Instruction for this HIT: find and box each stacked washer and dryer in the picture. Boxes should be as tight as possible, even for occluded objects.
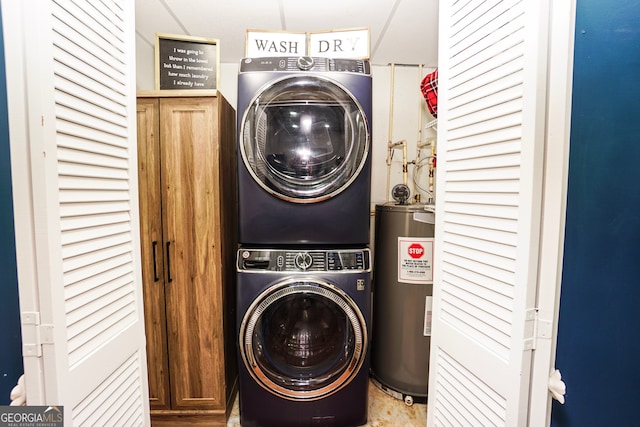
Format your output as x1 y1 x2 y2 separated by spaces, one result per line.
235 56 373 427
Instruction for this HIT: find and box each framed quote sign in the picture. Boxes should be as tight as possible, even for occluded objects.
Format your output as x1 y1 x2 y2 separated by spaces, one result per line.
155 33 219 92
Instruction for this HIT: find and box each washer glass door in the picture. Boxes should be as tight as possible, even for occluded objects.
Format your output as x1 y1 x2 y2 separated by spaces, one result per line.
239 279 367 401
241 75 369 203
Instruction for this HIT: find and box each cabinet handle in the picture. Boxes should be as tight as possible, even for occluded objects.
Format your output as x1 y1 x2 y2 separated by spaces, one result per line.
166 241 173 283
152 241 159 282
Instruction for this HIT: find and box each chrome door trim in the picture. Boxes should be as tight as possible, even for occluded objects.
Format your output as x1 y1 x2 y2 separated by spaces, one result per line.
239 278 368 401
239 74 370 203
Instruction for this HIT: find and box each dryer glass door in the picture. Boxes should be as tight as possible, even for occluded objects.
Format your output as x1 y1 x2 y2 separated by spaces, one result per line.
239 279 367 401
241 76 369 203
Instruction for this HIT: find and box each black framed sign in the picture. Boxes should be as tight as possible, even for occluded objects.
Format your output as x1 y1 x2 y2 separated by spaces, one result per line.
155 33 219 91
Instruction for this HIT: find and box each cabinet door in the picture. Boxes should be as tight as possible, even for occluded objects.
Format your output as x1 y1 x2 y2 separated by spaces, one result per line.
159 97 225 410
136 99 171 409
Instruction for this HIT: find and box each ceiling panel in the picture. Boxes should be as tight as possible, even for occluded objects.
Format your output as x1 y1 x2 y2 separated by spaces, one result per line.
161 0 283 62
281 0 391 30
135 0 185 45
373 0 439 66
134 0 438 66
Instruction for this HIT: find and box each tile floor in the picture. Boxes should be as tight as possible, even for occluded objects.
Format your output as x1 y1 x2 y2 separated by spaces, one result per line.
226 379 427 426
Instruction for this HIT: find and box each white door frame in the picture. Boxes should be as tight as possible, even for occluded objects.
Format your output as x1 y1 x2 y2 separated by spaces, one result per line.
528 0 576 425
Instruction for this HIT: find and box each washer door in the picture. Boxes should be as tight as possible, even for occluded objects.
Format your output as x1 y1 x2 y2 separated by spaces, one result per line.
240 75 369 203
239 279 368 401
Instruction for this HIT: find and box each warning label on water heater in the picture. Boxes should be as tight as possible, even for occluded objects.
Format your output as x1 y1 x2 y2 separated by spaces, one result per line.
398 237 434 284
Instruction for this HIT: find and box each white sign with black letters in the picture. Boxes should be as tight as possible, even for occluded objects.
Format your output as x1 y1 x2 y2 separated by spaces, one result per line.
245 28 370 59
246 30 307 57
308 28 370 59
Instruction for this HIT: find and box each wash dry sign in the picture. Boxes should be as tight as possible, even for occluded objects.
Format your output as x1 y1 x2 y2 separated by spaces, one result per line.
246 28 370 59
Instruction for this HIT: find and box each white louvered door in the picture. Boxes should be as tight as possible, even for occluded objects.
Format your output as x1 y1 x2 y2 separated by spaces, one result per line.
3 0 150 425
428 1 550 425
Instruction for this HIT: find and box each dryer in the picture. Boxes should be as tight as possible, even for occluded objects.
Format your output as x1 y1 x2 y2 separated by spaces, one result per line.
237 56 372 246
236 247 372 427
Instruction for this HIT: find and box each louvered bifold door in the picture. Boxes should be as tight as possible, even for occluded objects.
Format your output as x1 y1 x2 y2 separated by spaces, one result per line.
4 1 151 425
428 1 550 426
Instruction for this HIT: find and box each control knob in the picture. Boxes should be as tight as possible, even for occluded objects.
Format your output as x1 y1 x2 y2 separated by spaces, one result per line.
296 56 314 71
294 252 313 270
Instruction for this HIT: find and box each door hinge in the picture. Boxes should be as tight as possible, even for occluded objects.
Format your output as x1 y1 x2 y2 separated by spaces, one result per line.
523 308 552 351
21 311 54 358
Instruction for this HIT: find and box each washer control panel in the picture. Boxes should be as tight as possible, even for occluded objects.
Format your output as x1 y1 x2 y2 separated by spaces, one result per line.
240 56 370 74
238 248 370 272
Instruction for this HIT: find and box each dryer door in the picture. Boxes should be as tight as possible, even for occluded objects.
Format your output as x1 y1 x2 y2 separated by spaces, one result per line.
240 75 369 203
239 278 368 401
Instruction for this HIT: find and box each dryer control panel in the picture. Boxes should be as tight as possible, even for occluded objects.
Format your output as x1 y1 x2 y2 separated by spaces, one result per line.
238 248 371 272
240 56 371 74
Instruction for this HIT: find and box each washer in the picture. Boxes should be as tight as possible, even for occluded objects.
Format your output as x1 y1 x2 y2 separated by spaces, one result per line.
236 247 372 427
237 56 372 246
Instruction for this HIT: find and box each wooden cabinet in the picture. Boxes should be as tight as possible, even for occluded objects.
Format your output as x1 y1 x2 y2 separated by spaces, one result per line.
136 94 238 426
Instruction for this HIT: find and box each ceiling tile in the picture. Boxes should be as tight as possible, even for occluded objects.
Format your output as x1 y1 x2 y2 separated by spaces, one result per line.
134 0 439 65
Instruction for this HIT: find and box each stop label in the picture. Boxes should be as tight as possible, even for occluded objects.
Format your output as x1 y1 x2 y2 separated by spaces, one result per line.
408 243 424 259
